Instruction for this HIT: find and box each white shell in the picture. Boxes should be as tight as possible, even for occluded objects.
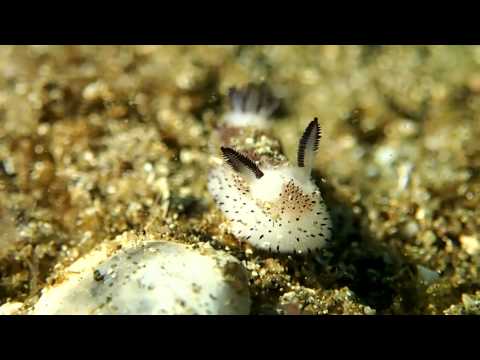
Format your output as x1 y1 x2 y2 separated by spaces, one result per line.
30 236 251 315
0 301 23 315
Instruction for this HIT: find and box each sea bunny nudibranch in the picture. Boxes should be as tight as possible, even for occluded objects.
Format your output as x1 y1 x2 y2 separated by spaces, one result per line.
208 84 332 254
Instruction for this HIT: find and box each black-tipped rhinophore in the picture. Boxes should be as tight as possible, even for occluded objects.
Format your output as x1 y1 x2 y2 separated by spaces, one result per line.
297 117 321 168
228 83 280 117
221 147 264 179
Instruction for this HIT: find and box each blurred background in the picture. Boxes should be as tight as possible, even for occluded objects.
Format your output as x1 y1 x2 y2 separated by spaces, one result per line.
0 45 479 314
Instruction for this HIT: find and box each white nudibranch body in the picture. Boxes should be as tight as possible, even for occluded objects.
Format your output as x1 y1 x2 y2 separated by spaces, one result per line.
208 84 332 254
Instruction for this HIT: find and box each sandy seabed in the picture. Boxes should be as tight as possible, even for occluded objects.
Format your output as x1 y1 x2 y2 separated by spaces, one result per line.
0 45 479 314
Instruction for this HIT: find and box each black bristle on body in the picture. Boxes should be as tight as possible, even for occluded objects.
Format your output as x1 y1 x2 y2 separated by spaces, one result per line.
221 147 264 179
297 117 321 168
227 83 279 116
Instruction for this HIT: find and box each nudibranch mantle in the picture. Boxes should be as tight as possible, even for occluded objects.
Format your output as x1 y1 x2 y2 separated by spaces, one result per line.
208 84 332 254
